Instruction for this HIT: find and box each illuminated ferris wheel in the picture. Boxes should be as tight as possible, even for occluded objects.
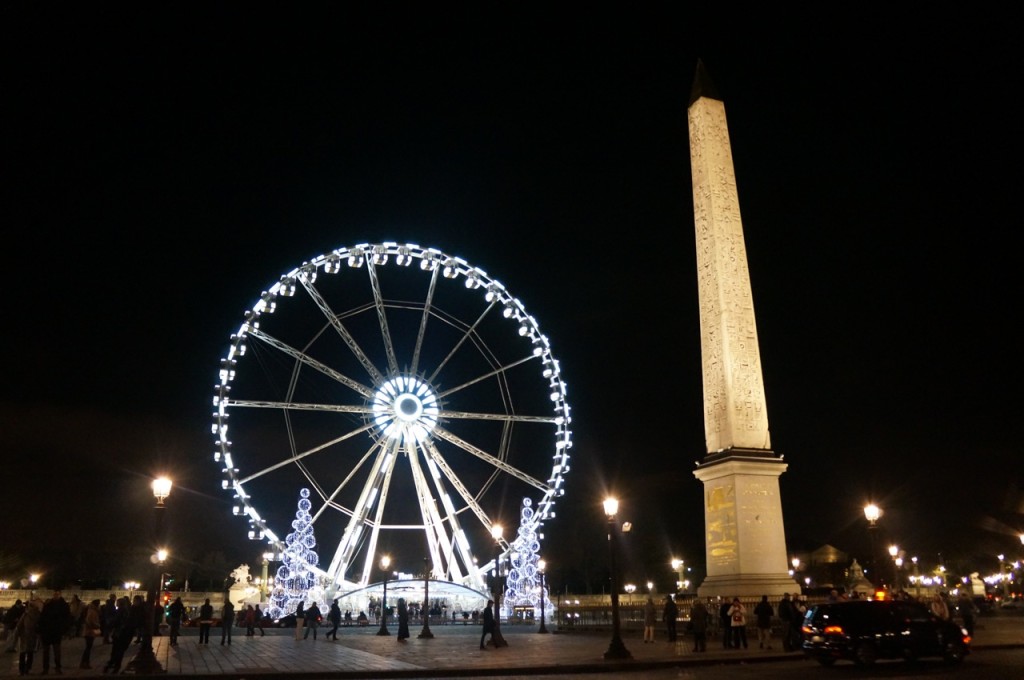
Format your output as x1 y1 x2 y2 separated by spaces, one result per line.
211 242 572 592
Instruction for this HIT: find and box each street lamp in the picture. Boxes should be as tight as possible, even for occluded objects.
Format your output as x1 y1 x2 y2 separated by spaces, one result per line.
998 553 1011 600
888 545 900 592
489 525 508 647
671 558 685 593
864 503 881 583
376 555 391 636
125 475 172 674
602 497 631 660
537 559 548 634
418 556 434 639
260 552 276 602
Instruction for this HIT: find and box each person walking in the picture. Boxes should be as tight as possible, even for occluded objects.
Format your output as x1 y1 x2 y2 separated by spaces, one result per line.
254 604 265 636
689 598 709 652
303 602 321 640
197 598 214 645
220 598 235 645
244 605 256 637
642 596 656 643
79 599 101 669
753 595 774 650
326 599 341 640
479 599 495 650
396 598 410 642
38 590 71 674
15 597 42 676
727 597 748 649
663 595 678 643
167 597 185 646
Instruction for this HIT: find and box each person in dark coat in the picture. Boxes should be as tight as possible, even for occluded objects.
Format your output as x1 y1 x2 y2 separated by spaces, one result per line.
303 602 321 640
326 599 341 640
167 597 186 646
220 599 235 645
479 599 495 649
38 590 71 674
663 595 679 642
753 594 774 649
718 598 732 649
689 598 709 652
198 598 214 644
396 598 410 642
104 596 140 674
2 599 25 653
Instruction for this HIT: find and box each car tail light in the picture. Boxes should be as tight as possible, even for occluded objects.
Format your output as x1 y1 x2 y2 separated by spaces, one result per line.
823 625 844 635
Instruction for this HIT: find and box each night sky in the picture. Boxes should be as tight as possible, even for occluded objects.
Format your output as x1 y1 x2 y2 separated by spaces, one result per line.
3 5 1021 592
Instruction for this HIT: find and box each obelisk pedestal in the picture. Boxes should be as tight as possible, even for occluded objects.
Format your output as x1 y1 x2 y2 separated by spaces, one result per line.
694 454 798 597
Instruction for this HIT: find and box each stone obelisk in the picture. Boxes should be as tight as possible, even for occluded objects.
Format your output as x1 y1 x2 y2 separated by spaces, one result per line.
688 60 798 597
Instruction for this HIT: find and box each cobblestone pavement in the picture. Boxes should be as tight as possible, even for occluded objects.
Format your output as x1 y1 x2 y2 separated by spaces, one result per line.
2 616 1021 679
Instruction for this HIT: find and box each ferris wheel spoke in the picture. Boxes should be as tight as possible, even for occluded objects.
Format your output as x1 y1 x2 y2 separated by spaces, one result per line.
297 275 386 385
436 353 536 400
433 425 553 494
237 422 377 486
248 327 376 399
423 441 498 576
437 409 559 424
409 264 439 378
227 398 375 416
427 300 500 385
406 443 450 579
326 439 395 587
357 438 402 585
310 442 381 524
366 260 400 376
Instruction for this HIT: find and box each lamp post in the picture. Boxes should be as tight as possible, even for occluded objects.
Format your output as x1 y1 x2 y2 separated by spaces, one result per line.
911 556 920 598
418 556 434 639
125 476 171 674
489 525 508 647
537 559 548 634
671 558 685 593
260 552 275 603
998 554 1010 600
603 497 631 660
376 555 391 636
864 503 881 585
888 545 900 593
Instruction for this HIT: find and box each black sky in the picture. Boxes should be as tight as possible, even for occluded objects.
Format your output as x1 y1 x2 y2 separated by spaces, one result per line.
3 5 1021 591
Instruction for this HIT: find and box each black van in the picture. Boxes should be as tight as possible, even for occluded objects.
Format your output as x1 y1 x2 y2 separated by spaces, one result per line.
801 599 970 667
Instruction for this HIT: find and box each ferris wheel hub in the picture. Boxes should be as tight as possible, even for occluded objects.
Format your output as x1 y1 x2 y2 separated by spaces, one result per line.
372 376 439 443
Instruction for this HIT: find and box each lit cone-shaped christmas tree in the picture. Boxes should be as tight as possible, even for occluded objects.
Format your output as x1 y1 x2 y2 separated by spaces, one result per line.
502 498 547 619
267 489 325 619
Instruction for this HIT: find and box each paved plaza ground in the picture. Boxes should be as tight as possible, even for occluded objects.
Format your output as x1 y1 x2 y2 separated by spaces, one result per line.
3 615 1022 679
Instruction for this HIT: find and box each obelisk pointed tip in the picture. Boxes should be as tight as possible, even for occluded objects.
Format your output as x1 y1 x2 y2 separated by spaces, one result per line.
689 58 722 107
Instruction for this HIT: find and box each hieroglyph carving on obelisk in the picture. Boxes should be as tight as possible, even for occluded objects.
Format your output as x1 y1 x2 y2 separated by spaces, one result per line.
689 76 771 454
